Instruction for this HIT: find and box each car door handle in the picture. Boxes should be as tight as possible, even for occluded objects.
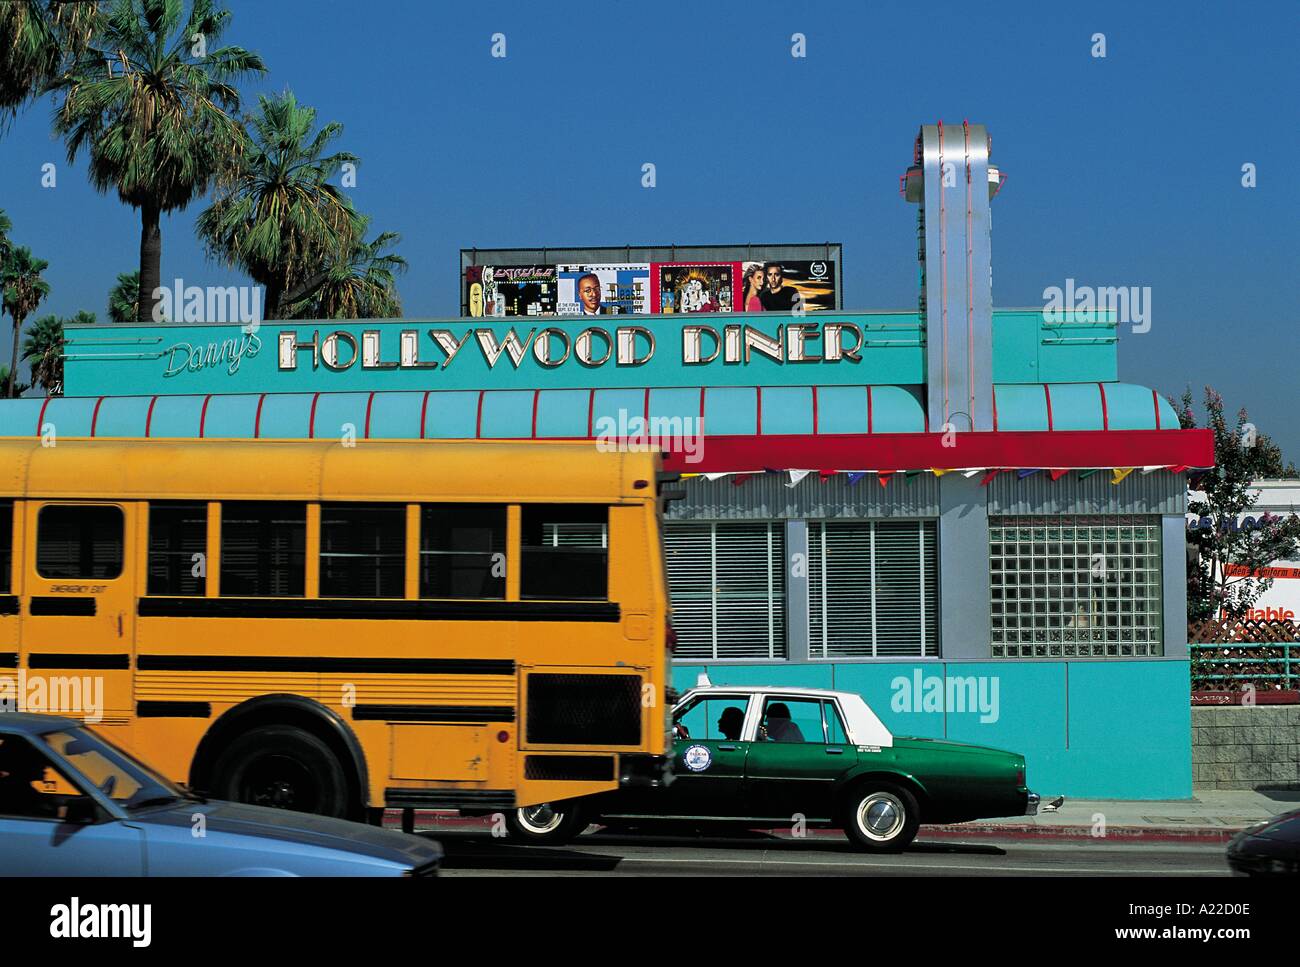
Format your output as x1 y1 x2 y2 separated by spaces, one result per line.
718 744 739 751
824 748 844 755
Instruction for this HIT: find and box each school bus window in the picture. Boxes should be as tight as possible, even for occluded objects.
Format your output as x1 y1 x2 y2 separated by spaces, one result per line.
419 504 505 599
520 504 608 600
36 505 124 580
0 500 12 594
320 503 405 599
147 502 207 596
220 501 306 597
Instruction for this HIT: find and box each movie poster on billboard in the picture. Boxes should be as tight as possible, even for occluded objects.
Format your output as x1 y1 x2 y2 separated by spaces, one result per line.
557 264 650 316
651 262 739 314
467 265 558 317
740 259 837 312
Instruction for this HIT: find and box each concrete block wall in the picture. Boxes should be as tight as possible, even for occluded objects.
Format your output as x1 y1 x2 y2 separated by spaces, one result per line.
1192 706 1300 789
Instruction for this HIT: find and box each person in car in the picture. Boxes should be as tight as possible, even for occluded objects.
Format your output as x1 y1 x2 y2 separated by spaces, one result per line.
764 703 805 742
0 739 58 818
717 706 744 741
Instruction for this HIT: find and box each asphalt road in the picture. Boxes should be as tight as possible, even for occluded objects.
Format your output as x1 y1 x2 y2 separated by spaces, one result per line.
429 828 1234 876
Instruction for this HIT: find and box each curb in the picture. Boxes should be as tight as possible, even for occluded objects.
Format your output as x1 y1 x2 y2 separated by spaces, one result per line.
382 811 1244 845
916 823 1241 845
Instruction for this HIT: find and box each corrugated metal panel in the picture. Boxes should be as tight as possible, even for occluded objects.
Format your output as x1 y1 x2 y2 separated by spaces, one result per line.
986 472 1185 515
666 473 939 521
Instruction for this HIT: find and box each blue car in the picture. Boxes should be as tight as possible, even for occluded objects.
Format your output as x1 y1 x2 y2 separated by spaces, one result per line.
0 713 442 876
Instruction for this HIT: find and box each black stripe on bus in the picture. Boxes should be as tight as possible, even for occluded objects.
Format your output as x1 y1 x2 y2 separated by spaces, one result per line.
0 652 17 668
28 653 130 670
137 701 212 718
136 597 620 623
351 704 515 723
30 596 97 617
0 595 18 616
135 655 515 675
384 788 515 810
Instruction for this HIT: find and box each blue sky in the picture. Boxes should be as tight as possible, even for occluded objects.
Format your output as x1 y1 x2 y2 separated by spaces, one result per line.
1 0 1296 457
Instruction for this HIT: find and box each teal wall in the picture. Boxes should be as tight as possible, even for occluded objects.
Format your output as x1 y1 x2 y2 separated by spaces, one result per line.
672 658 1191 800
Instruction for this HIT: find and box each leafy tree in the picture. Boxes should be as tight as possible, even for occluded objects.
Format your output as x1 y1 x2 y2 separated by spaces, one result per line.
2 244 50 397
0 0 100 123
197 90 358 319
0 208 11 261
50 0 265 321
1175 387 1300 622
108 269 141 321
287 226 405 320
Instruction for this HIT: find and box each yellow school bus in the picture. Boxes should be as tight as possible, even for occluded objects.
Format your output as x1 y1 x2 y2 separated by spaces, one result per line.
0 437 673 830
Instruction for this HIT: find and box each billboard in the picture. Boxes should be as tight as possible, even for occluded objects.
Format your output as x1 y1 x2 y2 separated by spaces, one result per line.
460 243 842 316
740 259 837 313
652 262 737 314
467 265 557 317
556 263 650 315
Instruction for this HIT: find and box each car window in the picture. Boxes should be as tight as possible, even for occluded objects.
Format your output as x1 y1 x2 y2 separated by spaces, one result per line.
824 701 849 744
0 735 80 820
675 695 749 741
760 697 825 743
40 729 182 809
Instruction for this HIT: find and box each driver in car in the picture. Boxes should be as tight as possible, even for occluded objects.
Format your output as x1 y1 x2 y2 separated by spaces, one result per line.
717 706 744 741
0 739 60 818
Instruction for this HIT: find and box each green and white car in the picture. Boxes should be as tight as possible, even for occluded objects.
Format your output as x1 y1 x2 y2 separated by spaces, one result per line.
506 679 1042 852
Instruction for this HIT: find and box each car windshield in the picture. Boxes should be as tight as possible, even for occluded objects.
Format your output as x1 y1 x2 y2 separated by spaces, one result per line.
38 728 189 810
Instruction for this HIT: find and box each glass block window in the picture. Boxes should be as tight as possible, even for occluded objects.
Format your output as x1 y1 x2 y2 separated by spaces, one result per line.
808 520 938 658
664 521 786 660
990 515 1163 658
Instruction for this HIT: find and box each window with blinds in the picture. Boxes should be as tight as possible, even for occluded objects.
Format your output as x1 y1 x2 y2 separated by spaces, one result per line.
807 520 938 659
664 521 786 660
321 503 406 598
521 504 609 600
220 502 306 597
36 505 124 580
148 501 207 596
990 514 1163 658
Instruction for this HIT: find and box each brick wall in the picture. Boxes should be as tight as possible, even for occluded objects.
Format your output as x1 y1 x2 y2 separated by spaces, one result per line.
1192 706 1300 789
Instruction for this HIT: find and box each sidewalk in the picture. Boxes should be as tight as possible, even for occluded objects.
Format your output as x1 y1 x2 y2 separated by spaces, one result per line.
918 788 1299 844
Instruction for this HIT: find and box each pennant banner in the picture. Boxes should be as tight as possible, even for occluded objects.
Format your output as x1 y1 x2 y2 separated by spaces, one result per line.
786 470 811 488
1111 467 1135 484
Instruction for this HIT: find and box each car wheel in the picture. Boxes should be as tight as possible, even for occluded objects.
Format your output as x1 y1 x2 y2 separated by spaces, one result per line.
504 801 587 845
842 782 920 852
211 725 350 818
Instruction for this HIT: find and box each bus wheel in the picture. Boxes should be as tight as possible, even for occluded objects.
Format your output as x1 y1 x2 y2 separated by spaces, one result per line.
211 725 350 818
505 801 587 845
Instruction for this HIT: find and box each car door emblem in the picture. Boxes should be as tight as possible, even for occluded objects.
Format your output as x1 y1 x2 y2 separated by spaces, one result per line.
683 745 713 772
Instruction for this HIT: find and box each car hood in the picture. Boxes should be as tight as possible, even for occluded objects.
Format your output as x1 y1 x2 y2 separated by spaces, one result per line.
139 799 442 865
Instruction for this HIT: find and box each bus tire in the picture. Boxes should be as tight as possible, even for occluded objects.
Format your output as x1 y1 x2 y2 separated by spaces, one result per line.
210 724 350 818
505 801 587 845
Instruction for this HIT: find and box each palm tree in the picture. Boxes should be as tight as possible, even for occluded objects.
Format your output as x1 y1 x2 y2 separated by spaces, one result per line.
22 313 65 395
0 0 100 123
0 365 29 398
289 227 406 320
0 208 11 262
2 245 50 398
197 90 358 319
50 0 266 321
108 269 141 321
